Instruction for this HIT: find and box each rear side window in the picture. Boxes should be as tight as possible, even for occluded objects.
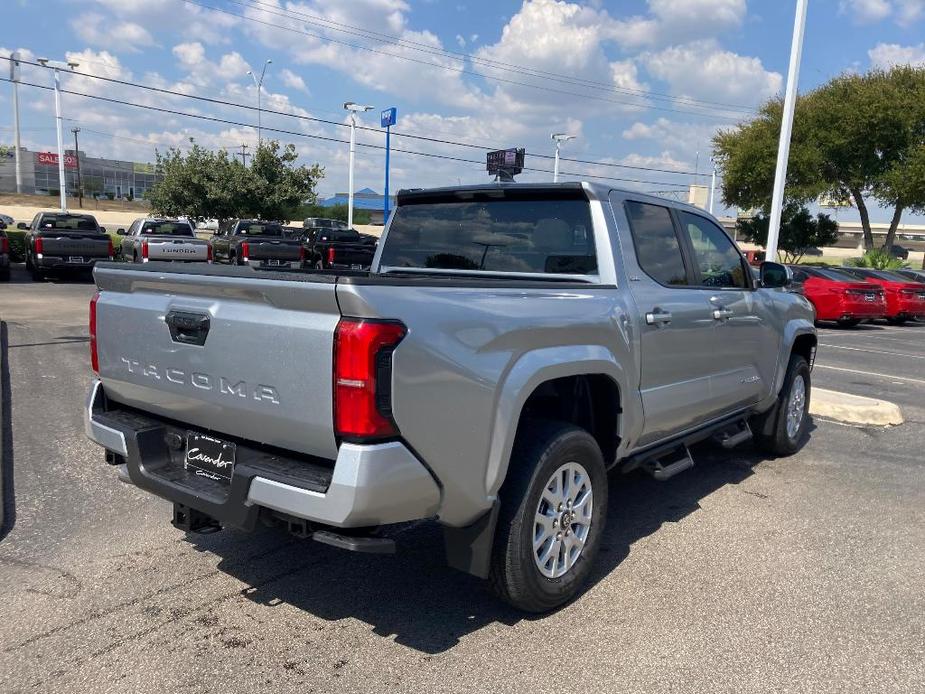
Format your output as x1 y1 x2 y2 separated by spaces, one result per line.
624 201 688 286
677 211 747 289
141 221 193 236
380 199 597 275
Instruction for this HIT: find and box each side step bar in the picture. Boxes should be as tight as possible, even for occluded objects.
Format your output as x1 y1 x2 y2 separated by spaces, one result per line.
713 420 753 449
641 446 695 481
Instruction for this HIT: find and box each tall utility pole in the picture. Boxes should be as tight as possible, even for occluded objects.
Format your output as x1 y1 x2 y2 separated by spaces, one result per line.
551 133 575 183
343 102 372 229
765 0 808 261
246 59 272 146
708 158 717 214
71 127 83 208
236 144 250 166
10 52 22 193
380 107 397 222
37 57 79 212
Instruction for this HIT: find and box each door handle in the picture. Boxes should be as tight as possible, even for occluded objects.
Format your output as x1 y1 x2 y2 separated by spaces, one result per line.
645 310 673 325
712 308 734 321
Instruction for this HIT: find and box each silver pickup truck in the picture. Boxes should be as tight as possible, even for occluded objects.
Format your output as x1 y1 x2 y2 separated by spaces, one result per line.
118 217 211 263
85 183 816 612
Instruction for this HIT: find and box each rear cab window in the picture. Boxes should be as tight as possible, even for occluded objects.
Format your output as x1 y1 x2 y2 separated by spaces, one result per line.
141 221 194 237
38 214 100 232
380 189 598 278
235 222 284 237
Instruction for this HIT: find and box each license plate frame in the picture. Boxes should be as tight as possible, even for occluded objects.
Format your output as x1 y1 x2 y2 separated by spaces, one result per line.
67 256 84 264
184 432 236 484
266 258 283 267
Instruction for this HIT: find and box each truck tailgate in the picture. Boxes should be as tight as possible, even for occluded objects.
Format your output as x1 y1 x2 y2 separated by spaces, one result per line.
247 239 302 261
327 243 375 268
93 264 340 459
146 238 209 261
42 234 111 257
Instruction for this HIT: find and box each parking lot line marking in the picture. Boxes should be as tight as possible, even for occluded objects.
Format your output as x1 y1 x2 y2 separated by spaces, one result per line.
818 343 925 360
813 363 925 386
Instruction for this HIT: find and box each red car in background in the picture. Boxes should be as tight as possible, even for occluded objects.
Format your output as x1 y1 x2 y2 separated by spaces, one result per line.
788 266 886 327
839 267 925 325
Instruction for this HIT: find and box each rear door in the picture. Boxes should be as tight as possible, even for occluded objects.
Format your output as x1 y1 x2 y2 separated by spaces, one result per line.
675 210 778 413
617 198 717 446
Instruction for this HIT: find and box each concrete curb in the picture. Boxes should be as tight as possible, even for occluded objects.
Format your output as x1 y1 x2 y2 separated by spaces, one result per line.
810 387 904 427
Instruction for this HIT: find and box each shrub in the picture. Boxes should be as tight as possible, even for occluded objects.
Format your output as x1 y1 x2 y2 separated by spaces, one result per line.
4 230 26 262
845 249 908 270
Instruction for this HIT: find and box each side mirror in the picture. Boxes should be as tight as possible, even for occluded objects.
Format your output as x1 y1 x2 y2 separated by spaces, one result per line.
116 228 126 235
17 222 28 230
760 261 792 288
100 226 107 233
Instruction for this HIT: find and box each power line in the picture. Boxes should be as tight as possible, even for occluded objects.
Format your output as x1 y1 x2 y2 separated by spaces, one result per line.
239 0 758 115
2 55 704 177
182 0 750 121
0 76 689 188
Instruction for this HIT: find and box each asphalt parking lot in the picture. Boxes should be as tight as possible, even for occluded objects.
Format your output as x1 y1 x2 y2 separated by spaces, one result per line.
1 265 923 694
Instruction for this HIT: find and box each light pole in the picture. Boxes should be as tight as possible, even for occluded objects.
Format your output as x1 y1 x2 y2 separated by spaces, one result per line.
10 51 22 193
344 102 372 229
551 133 575 183
72 127 83 208
765 0 808 261
246 59 272 146
708 158 717 214
37 57 79 212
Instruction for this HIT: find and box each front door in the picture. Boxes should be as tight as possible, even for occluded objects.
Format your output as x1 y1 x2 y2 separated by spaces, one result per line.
617 198 718 446
675 210 779 414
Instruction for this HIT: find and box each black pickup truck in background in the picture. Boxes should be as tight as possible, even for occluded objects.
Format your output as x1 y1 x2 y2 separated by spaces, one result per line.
300 225 378 270
210 219 305 270
22 212 114 281
0 223 10 281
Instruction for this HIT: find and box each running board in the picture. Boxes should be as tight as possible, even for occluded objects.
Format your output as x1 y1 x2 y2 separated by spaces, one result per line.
713 420 753 449
642 445 694 481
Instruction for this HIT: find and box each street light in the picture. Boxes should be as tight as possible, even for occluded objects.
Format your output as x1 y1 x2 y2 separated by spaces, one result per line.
37 57 79 212
246 59 272 146
344 102 372 230
551 133 575 183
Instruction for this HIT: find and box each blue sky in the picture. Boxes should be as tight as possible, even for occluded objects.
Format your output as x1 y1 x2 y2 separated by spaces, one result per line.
3 0 924 222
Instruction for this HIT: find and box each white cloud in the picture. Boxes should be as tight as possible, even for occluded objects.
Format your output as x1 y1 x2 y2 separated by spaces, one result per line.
642 40 782 106
71 13 157 53
610 0 747 49
279 68 309 93
172 42 252 86
839 0 924 25
868 42 925 67
83 0 239 44
456 34 466 48
622 117 725 162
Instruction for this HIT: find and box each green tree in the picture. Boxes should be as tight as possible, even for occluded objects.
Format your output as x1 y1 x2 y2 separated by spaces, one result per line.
736 203 839 263
845 249 908 270
713 66 925 253
147 139 323 223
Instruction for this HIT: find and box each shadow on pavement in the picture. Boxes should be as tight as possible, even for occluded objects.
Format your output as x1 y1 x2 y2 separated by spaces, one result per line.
0 321 15 542
4 263 95 285
185 425 816 654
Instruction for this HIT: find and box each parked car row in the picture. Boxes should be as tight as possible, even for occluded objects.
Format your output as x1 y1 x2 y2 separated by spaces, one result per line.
2 212 378 281
788 265 925 326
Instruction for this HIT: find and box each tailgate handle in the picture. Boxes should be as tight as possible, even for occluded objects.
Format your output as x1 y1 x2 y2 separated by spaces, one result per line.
165 311 211 346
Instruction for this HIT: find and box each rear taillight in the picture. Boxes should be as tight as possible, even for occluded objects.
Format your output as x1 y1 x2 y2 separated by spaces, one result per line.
0 236 8 254
241 241 250 262
141 240 149 262
34 237 44 257
90 293 99 374
107 238 114 259
334 318 406 441
299 244 306 262
207 243 213 263
327 247 336 265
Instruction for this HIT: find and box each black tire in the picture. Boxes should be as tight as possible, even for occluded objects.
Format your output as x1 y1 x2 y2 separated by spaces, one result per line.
489 421 608 613
29 253 44 282
836 318 861 328
886 317 907 326
751 354 810 457
314 260 324 270
0 267 9 282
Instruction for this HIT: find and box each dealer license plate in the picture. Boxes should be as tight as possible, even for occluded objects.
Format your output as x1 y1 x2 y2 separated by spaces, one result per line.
184 432 236 484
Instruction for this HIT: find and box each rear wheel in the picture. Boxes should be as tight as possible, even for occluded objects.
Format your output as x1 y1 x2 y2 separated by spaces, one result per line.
0 266 9 282
751 354 810 456
27 252 44 282
836 318 861 328
490 421 607 613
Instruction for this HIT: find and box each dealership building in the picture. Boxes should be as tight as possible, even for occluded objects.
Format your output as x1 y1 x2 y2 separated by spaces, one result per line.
0 146 160 199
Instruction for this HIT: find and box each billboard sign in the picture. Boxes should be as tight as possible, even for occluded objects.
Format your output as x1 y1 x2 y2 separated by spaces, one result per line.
486 148 525 176
36 151 78 169
381 107 397 128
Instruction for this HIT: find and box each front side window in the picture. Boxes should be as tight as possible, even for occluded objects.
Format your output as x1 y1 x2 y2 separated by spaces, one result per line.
624 201 688 286
380 197 597 275
678 212 747 289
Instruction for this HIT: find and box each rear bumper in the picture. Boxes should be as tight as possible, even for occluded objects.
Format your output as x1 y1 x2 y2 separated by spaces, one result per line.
894 299 925 319
244 259 303 270
36 255 109 269
84 380 441 530
0 254 9 268
829 299 886 320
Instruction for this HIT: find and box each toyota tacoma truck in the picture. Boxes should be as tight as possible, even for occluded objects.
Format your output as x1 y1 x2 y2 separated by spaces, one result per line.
24 212 113 281
210 219 304 269
85 183 816 612
119 217 211 264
